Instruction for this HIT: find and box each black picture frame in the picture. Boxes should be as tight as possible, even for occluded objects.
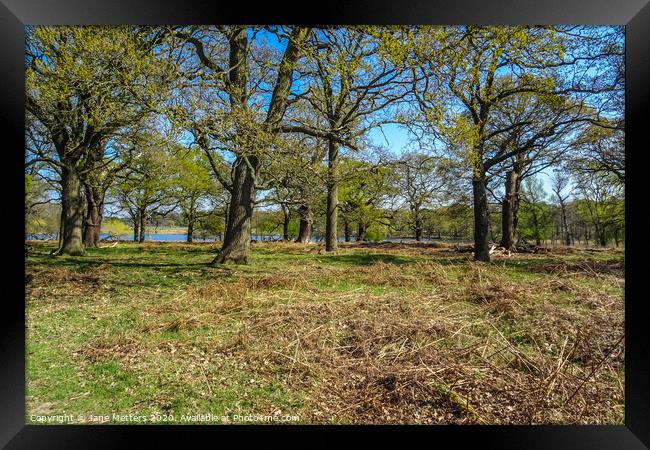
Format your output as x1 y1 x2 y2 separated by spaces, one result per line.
2 1 648 447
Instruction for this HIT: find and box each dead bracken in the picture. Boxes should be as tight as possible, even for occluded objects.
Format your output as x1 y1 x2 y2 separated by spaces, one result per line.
26 241 624 424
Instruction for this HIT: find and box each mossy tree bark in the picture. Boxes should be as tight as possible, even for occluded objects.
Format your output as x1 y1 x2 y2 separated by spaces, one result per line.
58 165 85 256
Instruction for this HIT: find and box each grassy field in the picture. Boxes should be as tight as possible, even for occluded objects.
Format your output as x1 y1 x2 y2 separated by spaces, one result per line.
139 226 188 235
25 240 624 424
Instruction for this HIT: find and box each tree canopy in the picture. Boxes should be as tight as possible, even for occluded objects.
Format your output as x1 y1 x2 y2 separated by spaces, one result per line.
25 25 625 261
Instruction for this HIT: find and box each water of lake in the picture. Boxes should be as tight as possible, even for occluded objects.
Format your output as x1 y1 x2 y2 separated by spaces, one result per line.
26 232 464 245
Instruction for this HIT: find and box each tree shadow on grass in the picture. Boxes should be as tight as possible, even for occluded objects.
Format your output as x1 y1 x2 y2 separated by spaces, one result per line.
323 252 416 266
32 256 216 272
105 261 216 270
327 250 474 267
31 257 232 290
498 257 558 271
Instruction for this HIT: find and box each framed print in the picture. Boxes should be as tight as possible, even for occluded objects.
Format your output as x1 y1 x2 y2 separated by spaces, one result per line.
2 0 649 447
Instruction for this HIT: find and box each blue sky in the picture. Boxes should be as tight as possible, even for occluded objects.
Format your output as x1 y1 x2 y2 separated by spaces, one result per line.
178 26 619 201
366 123 412 154
365 122 558 197
253 26 602 198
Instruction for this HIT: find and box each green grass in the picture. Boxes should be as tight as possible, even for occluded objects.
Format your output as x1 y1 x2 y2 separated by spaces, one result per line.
25 240 625 424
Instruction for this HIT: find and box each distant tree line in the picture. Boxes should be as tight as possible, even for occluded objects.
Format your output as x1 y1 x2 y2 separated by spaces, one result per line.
25 25 624 262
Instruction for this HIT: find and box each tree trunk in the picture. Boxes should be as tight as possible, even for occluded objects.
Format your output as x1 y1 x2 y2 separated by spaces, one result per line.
533 214 541 246
133 220 139 242
500 170 518 250
295 204 313 243
472 173 490 262
413 207 422 241
216 28 257 261
83 184 105 248
201 27 308 262
57 165 85 256
325 140 339 252
415 221 422 241
282 205 290 241
187 219 194 243
224 201 230 237
598 230 607 247
56 211 64 250
344 219 351 242
215 28 255 264
139 210 146 243
217 156 257 264
357 222 367 242
560 204 571 246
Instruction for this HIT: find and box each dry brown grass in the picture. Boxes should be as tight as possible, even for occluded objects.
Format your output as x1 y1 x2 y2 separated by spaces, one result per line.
531 259 624 278
204 283 623 424
26 241 624 424
25 265 112 307
73 336 141 363
328 260 453 289
137 259 623 423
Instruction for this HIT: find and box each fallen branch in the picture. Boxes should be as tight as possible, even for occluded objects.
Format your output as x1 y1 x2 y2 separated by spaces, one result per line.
428 381 486 424
515 245 536 253
454 244 474 253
